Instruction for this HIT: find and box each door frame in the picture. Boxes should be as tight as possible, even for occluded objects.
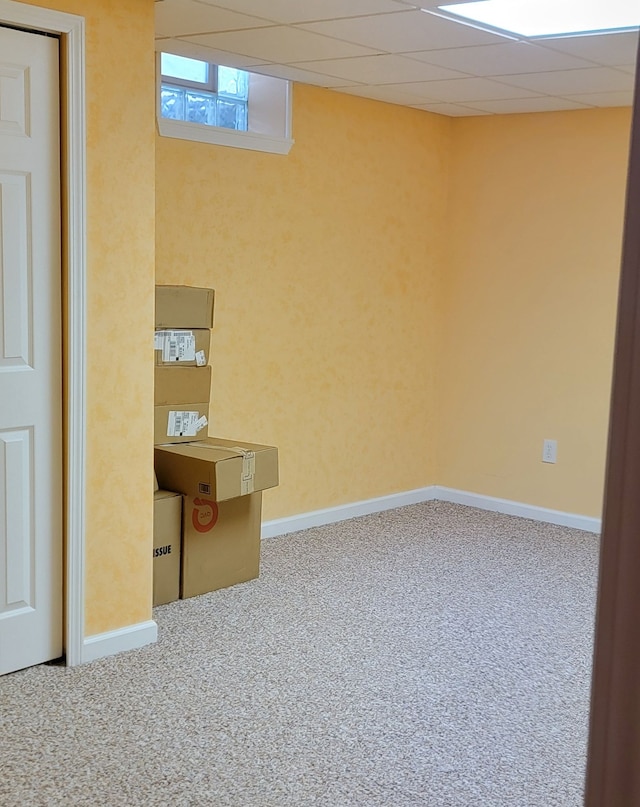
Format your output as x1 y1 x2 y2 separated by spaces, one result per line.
0 0 86 667
584 40 640 806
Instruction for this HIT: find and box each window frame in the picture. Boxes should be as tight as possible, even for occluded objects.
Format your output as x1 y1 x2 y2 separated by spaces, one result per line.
155 53 294 156
161 53 217 93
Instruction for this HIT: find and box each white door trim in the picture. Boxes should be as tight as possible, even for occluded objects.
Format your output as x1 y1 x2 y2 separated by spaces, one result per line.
0 1 86 667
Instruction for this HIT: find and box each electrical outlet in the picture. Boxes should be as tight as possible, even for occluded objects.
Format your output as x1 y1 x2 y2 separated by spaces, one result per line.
542 439 557 464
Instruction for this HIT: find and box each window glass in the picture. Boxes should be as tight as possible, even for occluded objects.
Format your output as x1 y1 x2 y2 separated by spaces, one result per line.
216 99 247 130
217 66 249 100
160 86 185 120
186 92 216 125
161 61 249 132
161 53 209 84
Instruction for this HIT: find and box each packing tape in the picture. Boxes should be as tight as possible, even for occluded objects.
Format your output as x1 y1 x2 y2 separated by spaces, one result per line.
206 444 256 493
241 476 254 495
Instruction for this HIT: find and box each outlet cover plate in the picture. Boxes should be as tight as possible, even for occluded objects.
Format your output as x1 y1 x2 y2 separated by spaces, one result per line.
542 439 557 464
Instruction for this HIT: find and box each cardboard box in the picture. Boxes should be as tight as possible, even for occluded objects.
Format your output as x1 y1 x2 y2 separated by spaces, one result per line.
154 366 211 445
154 437 279 502
154 366 211 406
153 490 182 606
181 492 262 598
155 329 211 367
155 285 215 329
154 404 209 445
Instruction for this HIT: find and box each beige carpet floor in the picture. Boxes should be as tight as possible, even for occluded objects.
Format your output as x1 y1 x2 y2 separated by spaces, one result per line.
0 501 598 806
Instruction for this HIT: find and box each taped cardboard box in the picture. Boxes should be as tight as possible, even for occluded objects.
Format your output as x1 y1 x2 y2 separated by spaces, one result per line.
154 365 211 406
153 490 182 606
180 492 262 599
154 437 279 502
155 285 215 329
154 329 211 367
154 404 209 445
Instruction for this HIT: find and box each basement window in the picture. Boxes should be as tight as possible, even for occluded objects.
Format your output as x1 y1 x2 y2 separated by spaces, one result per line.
157 53 293 155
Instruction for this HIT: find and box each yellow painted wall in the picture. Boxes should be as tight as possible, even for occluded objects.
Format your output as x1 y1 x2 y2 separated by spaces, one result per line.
156 85 452 520
21 0 156 635
440 108 632 517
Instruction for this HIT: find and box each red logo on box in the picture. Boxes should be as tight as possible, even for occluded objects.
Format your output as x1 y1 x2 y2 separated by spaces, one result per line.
192 497 219 533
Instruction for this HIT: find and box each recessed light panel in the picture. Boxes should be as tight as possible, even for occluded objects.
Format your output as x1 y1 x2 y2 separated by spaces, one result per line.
437 0 640 38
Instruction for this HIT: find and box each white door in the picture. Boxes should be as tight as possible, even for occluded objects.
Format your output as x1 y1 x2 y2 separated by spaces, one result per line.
0 26 62 675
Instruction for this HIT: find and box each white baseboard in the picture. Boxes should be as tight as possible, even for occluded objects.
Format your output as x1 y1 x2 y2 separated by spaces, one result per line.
81 619 158 664
262 485 601 538
434 486 602 533
261 486 438 538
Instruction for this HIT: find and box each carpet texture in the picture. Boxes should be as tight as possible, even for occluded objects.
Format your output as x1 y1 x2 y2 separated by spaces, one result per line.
0 502 599 806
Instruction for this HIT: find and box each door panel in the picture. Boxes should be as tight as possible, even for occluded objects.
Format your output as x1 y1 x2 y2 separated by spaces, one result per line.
0 62 29 136
0 27 62 676
0 171 31 367
0 428 33 612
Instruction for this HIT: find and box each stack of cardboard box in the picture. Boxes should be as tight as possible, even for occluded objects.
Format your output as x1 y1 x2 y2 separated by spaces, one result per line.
152 286 278 605
154 284 214 445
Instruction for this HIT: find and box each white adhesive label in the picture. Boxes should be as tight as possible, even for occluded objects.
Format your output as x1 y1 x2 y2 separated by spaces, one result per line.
194 415 208 434
167 410 200 437
162 330 196 363
154 331 168 350
195 350 207 367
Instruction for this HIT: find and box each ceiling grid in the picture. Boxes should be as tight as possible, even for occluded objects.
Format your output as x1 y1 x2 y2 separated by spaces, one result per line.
155 0 638 115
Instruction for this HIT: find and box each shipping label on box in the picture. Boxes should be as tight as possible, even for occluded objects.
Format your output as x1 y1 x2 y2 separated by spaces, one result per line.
158 330 195 362
155 329 210 367
168 411 208 438
180 492 262 599
154 404 209 445
154 437 278 501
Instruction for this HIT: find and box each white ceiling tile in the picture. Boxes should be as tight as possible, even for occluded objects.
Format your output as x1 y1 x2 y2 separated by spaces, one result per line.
180 25 380 62
411 102 489 116
498 67 635 95
463 97 590 114
539 31 639 67
406 42 597 76
407 0 485 6
298 10 511 54
155 0 272 38
249 63 360 87
291 54 466 83
562 90 634 108
338 84 434 105
155 37 268 67
196 0 406 24
377 77 541 102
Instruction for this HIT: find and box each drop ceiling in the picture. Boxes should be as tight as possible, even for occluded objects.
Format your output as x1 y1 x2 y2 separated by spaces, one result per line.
155 0 639 116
